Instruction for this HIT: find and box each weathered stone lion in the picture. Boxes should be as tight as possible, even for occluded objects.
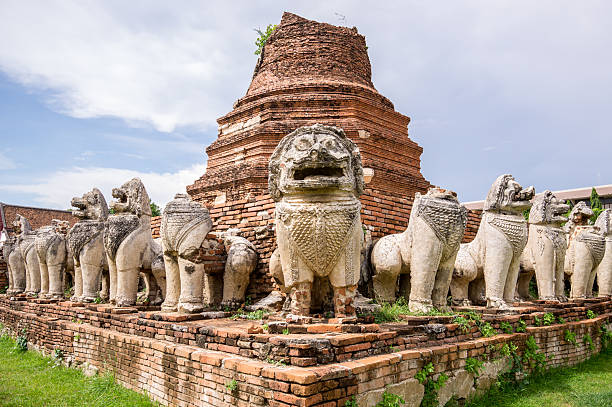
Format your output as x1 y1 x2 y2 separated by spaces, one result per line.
67 188 109 302
594 209 612 297
370 187 467 312
13 215 41 296
450 174 534 309
3 235 26 295
104 178 165 307
269 124 364 317
518 191 570 301
35 220 73 299
564 202 604 299
160 193 212 313
220 229 258 307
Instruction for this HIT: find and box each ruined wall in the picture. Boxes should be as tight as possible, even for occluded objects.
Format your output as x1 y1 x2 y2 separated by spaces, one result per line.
1 203 77 236
462 209 483 243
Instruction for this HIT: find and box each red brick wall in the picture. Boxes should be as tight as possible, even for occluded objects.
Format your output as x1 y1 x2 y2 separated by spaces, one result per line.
1 204 77 237
462 209 483 243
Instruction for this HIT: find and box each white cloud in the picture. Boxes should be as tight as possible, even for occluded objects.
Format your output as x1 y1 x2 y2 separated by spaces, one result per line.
0 151 17 170
0 164 206 209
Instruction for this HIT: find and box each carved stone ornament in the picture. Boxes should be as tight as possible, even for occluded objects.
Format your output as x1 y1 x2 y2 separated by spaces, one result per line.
594 209 612 296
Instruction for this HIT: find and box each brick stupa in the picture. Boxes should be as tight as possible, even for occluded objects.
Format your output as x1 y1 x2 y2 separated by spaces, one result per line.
187 12 431 298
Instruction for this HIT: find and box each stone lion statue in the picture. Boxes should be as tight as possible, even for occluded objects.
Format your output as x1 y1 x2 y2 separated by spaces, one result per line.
104 178 165 307
450 174 534 309
35 220 73 299
370 187 467 312
13 215 41 296
518 191 570 301
67 188 109 302
564 202 604 299
269 124 364 317
160 193 212 313
594 209 612 297
3 235 26 295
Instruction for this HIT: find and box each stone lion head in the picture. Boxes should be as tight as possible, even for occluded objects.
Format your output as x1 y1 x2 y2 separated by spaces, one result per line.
529 190 570 225
110 178 152 217
268 124 364 201
71 188 108 221
567 201 594 227
595 209 611 236
483 174 535 213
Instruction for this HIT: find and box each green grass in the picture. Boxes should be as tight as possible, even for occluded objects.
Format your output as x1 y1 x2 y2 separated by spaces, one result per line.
467 349 612 407
0 333 158 407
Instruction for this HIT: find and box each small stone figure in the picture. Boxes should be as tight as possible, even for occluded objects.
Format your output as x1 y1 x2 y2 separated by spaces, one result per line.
104 178 166 307
371 188 467 312
269 124 364 317
221 229 258 307
35 220 73 299
160 193 212 313
564 202 605 299
518 191 570 301
594 209 612 297
13 215 41 296
68 188 109 302
450 174 534 310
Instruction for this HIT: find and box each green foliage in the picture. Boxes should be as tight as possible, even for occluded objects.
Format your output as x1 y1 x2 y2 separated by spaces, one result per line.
465 357 484 376
565 329 577 346
73 334 81 342
522 209 530 221
557 316 566 324
231 309 269 320
535 313 556 326
254 24 277 55
282 328 290 335
15 329 28 353
479 322 497 337
415 363 447 407
225 379 237 392
589 187 603 224
150 202 161 217
0 285 7 294
584 334 595 351
374 389 405 407
523 336 547 374
94 296 103 304
587 309 598 319
601 326 612 350
0 334 159 406
344 396 358 407
374 297 455 323
453 316 471 334
500 321 514 334
515 319 527 333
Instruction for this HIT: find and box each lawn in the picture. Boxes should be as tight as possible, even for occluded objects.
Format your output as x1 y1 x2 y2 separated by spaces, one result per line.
0 331 158 407
467 348 612 407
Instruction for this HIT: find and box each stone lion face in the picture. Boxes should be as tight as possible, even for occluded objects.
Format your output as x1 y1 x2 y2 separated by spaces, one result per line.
568 201 594 226
110 178 151 217
530 190 570 225
483 174 535 213
269 124 364 200
71 188 108 221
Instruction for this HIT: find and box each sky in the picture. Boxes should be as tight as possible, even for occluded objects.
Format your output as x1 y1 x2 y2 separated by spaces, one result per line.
0 1 610 210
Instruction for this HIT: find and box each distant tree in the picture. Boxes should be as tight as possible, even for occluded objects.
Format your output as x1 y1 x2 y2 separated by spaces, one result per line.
590 187 603 224
150 202 161 217
254 24 277 55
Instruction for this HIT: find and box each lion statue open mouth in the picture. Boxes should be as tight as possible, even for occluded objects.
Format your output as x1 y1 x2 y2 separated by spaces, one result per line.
269 124 364 317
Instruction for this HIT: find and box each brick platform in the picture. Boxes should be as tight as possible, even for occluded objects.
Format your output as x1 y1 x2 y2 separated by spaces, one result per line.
1 296 610 406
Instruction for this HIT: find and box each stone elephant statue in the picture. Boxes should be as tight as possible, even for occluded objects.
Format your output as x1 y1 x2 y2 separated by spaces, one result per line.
35 220 73 299
160 193 212 313
104 178 165 307
371 187 467 312
450 174 534 310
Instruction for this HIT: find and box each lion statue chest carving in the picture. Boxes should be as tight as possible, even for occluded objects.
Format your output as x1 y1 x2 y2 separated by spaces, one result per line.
450 174 534 310
518 191 570 301
594 209 612 297
269 124 364 317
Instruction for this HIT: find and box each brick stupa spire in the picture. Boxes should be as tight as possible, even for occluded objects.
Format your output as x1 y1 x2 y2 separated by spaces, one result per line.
187 12 431 298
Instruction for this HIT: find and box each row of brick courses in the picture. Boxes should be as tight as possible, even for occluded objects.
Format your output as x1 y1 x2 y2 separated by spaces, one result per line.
1 296 610 406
